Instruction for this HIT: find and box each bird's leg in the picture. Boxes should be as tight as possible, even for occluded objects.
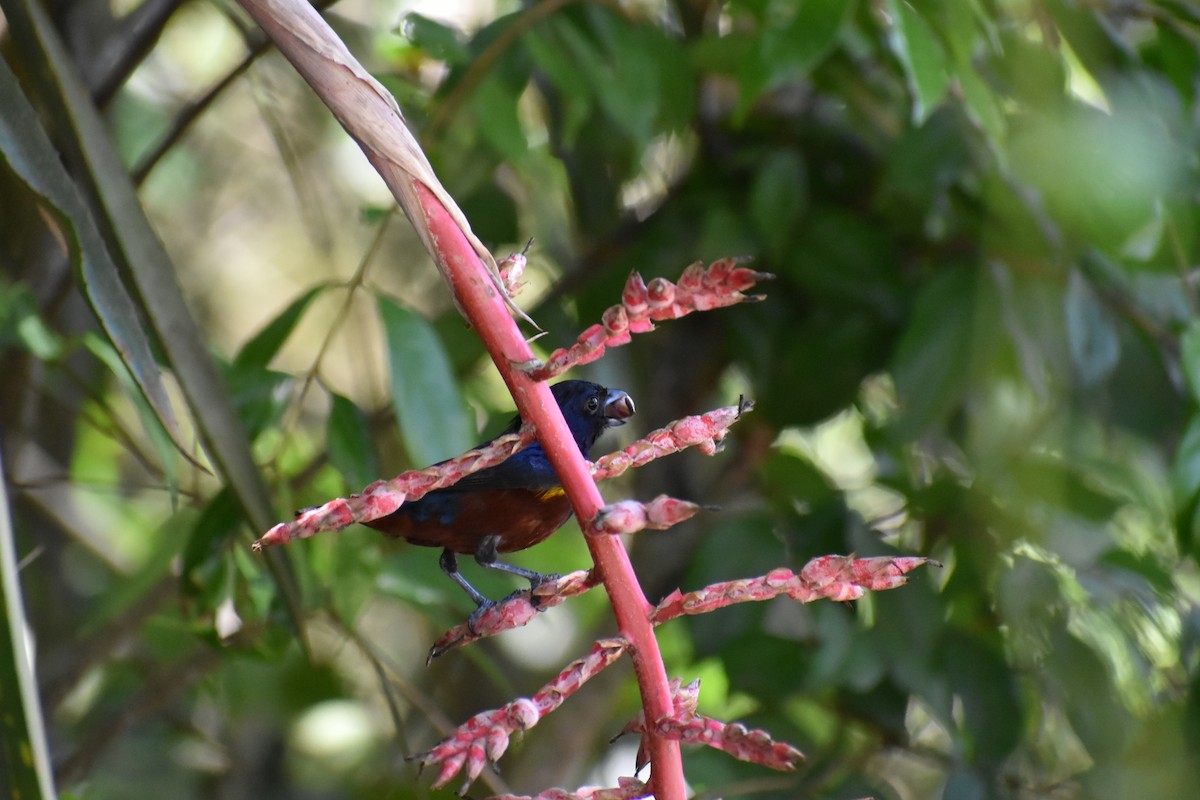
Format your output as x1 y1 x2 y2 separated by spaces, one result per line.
439 548 493 609
474 535 559 590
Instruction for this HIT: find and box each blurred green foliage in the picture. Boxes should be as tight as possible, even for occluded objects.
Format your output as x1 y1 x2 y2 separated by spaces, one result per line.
3 0 1200 798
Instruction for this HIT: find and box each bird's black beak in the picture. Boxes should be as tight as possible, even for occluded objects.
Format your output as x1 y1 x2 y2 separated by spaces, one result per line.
603 390 636 426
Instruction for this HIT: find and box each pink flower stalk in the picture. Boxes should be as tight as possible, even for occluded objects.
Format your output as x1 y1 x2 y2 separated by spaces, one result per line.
523 260 772 381
415 639 629 793
427 570 599 663
651 556 939 625
591 397 753 481
251 429 534 550
620 678 803 773
652 715 804 772
589 496 707 536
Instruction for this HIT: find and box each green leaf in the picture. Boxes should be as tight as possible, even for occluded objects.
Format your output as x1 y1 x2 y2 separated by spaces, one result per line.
891 267 984 437
234 284 325 369
1172 415 1200 558
1 6 307 655
942 769 988 800
886 0 951 122
181 488 243 601
83 332 180 503
602 25 665 145
1142 19 1198 106
525 21 593 144
1065 269 1120 386
400 12 471 65
327 393 379 491
1098 548 1175 595
736 0 854 116
956 65 1006 144
0 52 181 454
377 297 472 466
470 73 528 162
1010 453 1122 522
223 363 292 442
749 149 807 259
942 631 1021 761
1180 321 1200 403
0 280 64 361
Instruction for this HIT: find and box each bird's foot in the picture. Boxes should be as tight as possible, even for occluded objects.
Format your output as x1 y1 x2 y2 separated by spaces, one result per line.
528 572 562 607
466 599 497 637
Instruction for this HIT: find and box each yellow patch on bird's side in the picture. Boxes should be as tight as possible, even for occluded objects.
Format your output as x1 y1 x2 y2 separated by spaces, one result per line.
536 487 567 500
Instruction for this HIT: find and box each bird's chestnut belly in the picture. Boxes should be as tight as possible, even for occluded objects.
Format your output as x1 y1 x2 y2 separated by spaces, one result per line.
364 487 574 554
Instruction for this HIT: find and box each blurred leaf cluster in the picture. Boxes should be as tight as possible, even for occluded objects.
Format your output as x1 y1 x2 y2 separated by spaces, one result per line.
3 1 1200 798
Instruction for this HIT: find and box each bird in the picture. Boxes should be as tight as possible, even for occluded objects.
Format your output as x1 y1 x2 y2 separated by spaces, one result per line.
364 380 635 615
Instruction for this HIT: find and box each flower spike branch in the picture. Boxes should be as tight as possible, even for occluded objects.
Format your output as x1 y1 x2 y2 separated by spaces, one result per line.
590 496 710 536
427 570 599 663
251 429 534 550
419 556 935 792
520 260 772 381
618 679 804 773
413 639 629 795
592 397 754 481
650 556 940 625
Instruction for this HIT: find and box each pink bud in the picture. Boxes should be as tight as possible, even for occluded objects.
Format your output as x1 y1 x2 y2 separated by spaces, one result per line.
601 304 629 334
678 261 706 291
646 277 676 310
622 272 649 315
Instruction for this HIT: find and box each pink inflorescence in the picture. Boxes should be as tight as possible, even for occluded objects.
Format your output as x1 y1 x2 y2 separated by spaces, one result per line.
251 428 535 550
651 555 938 625
524 259 772 381
620 678 803 773
591 397 754 481
589 495 706 536
415 639 629 794
426 571 599 662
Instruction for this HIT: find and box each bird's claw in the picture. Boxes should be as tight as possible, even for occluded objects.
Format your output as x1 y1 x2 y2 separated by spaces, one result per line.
528 573 562 607
466 599 497 637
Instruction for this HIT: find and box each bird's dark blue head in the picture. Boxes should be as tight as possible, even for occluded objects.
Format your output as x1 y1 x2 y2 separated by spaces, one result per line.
504 380 635 456
551 380 635 456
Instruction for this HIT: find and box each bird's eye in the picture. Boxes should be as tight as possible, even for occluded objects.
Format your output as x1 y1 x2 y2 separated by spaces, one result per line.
586 396 600 413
